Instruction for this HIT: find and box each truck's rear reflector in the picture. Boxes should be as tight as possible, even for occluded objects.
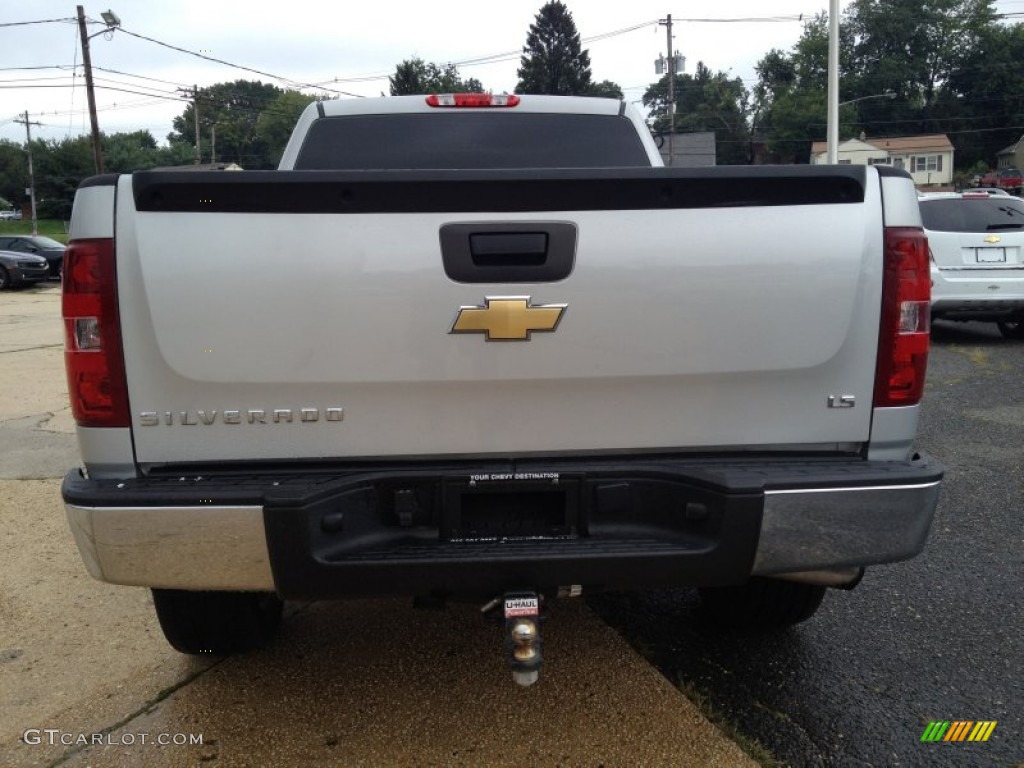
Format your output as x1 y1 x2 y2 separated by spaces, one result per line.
426 93 521 108
63 238 130 428
874 227 930 407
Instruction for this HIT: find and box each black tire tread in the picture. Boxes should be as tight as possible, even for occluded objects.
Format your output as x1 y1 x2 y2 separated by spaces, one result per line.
699 577 826 631
151 589 282 655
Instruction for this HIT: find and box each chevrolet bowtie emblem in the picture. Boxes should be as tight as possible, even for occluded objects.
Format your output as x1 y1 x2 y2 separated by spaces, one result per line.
984 235 1001 243
450 296 567 341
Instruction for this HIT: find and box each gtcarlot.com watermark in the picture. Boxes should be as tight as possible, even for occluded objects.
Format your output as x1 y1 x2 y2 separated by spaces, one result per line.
23 729 203 747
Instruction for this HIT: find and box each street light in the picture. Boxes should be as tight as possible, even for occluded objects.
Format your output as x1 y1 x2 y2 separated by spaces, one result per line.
839 92 897 108
826 92 897 164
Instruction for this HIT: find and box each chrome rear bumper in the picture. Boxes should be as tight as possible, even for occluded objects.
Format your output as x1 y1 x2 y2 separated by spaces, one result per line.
63 455 942 594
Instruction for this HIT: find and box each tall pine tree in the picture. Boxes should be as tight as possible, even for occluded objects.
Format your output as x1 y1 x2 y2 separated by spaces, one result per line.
516 2 592 95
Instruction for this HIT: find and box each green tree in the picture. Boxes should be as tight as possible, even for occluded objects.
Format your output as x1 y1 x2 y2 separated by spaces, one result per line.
753 2 1004 166
942 17 1024 168
154 141 196 168
845 0 995 110
169 80 283 169
516 1 592 95
751 13 864 161
0 140 28 209
33 136 93 219
587 80 624 99
389 58 484 95
103 130 159 173
643 62 750 164
256 90 318 166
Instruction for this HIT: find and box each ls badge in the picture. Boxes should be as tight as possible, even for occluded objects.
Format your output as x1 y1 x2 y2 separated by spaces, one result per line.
450 296 567 341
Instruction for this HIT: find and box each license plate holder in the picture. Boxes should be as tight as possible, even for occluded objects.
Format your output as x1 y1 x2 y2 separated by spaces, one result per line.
976 247 1007 264
441 477 580 541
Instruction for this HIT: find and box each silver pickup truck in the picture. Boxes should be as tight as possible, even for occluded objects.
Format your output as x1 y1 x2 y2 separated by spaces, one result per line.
61 94 942 684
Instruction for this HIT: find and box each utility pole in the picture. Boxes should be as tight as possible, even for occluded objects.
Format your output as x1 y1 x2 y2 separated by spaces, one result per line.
826 0 840 163
14 112 41 236
76 5 103 174
211 124 216 164
179 85 202 164
658 14 675 165
193 85 201 165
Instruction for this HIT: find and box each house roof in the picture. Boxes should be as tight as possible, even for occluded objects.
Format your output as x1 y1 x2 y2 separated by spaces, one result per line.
996 135 1024 156
811 134 953 156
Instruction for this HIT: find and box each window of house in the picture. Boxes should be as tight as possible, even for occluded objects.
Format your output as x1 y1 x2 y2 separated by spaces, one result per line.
868 157 892 165
912 155 943 172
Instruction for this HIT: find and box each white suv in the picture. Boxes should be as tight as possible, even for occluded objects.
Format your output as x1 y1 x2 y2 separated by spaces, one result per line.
920 191 1024 338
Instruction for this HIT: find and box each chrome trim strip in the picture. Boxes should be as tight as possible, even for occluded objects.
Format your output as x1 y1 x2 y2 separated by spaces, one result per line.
765 481 941 496
65 504 274 590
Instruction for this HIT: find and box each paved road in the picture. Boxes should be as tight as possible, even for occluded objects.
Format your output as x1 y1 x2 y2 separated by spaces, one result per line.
0 283 78 479
591 320 1024 767
0 283 756 767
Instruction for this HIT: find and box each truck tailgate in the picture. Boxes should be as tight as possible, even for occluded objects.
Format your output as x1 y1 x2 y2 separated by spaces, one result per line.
117 169 883 465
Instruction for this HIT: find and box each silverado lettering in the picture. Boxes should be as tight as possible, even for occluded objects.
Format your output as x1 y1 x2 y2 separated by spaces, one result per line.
139 408 344 426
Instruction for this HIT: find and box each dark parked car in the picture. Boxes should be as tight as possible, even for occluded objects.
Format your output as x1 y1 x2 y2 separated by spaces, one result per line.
0 235 66 278
0 250 50 289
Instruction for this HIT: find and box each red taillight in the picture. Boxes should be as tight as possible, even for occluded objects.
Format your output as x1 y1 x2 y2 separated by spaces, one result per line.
425 93 520 108
63 238 130 428
874 227 930 407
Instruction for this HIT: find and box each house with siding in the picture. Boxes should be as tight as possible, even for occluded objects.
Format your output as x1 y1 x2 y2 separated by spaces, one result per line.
810 134 954 187
995 135 1024 171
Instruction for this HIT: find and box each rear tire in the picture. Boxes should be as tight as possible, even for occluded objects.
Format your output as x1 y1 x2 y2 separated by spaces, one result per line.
699 577 826 631
0 267 10 290
151 589 283 654
997 319 1024 339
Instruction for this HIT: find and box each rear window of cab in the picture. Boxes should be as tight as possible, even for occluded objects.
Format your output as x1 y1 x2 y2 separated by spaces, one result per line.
294 113 651 170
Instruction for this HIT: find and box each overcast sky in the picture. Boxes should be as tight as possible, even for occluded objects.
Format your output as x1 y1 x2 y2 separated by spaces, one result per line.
2 0 1021 146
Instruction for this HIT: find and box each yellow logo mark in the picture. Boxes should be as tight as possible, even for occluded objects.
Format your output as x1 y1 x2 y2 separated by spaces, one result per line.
451 297 566 341
984 235 1001 243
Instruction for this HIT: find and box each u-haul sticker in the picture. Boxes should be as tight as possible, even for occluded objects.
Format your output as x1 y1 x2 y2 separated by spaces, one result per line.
504 597 540 618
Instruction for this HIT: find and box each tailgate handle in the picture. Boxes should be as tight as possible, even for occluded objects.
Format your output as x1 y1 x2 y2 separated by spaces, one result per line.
441 222 576 283
470 233 548 267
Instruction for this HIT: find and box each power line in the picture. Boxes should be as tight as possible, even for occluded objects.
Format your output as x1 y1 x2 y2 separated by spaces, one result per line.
308 19 664 87
113 26 363 98
0 82 188 101
0 65 76 72
91 65 191 89
0 17 76 28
